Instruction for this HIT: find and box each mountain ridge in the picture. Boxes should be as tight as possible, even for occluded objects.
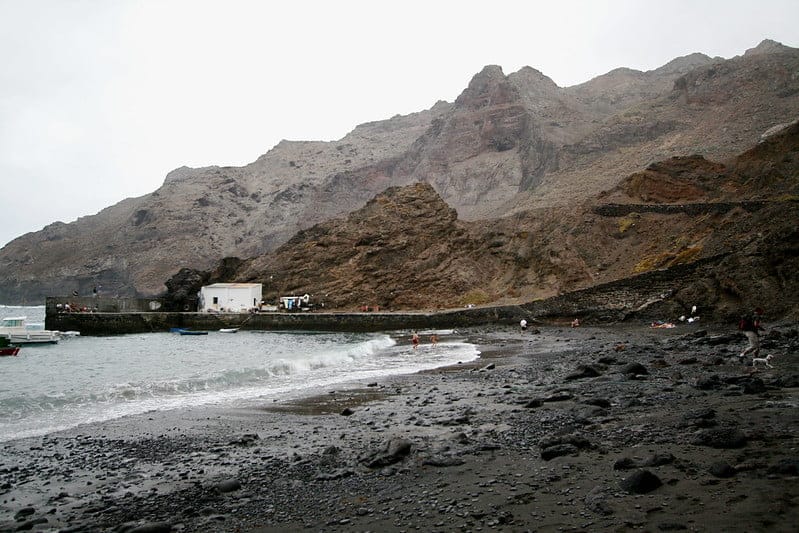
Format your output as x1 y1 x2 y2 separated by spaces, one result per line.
1 39 797 305
196 120 797 318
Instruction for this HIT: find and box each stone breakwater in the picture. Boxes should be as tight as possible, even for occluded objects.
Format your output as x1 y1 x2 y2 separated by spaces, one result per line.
45 257 724 335
45 309 515 335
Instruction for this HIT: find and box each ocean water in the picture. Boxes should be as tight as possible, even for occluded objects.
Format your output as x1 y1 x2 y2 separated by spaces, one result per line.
0 306 479 442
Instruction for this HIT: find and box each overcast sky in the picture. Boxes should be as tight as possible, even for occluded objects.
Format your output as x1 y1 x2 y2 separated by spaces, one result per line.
1 0 797 248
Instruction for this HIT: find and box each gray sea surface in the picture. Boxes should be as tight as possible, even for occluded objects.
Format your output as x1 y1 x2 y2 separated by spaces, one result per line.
0 306 478 442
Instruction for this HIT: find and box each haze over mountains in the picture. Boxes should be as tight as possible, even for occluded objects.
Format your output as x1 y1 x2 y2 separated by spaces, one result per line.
1 39 798 310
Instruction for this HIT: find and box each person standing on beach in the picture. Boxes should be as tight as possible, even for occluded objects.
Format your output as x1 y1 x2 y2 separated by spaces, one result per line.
430 334 438 346
739 307 765 359
411 332 420 350
520 319 528 332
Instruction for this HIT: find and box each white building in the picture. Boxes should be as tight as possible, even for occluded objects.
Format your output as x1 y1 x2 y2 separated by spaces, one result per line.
199 283 262 313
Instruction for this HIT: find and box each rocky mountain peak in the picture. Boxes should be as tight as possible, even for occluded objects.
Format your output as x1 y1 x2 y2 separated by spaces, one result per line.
351 182 458 225
455 65 519 110
507 66 560 98
744 39 793 56
652 52 716 75
234 181 481 309
163 166 199 185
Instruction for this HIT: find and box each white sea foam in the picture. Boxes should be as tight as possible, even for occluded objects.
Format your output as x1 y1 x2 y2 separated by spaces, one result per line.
0 314 479 442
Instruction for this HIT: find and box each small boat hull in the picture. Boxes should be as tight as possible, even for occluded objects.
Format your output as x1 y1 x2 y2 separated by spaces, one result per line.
1 316 60 344
0 347 20 356
219 328 239 333
5 332 60 344
171 327 209 335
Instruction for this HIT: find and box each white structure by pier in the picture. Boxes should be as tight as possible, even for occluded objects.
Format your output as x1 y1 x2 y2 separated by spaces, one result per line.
199 283 262 313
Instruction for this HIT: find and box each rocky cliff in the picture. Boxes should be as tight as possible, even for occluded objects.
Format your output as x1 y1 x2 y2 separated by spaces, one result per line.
208 119 799 318
1 40 798 304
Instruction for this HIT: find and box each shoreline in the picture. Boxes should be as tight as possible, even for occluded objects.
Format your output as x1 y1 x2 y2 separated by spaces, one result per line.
2 323 798 532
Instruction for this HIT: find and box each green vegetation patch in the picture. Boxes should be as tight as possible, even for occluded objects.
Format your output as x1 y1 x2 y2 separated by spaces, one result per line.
633 245 703 274
460 289 491 306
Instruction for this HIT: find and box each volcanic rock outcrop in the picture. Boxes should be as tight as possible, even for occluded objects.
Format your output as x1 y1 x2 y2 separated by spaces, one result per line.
199 120 799 318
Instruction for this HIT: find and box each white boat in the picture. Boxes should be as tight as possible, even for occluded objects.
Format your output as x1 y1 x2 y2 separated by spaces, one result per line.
219 328 239 333
0 316 60 344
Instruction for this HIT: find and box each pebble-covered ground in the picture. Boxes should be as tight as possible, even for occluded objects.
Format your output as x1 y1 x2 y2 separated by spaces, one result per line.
1 322 798 532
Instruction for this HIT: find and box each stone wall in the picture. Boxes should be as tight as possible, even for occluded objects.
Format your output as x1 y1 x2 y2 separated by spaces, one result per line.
46 309 511 335
519 256 728 321
46 296 167 314
593 201 768 217
45 256 727 335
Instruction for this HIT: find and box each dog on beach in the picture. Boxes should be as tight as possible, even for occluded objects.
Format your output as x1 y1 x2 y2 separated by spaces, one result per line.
752 354 774 368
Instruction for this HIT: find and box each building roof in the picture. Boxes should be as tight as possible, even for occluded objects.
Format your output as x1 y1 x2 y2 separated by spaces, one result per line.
203 283 262 289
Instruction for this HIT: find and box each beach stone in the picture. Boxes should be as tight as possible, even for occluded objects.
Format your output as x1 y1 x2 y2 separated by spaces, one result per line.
708 461 737 478
641 452 675 467
695 375 722 390
114 522 172 533
13 507 35 520
692 427 747 449
584 486 614 516
740 377 766 394
767 458 799 476
439 412 471 426
770 374 799 388
452 432 470 444
315 468 356 481
622 362 648 375
539 434 591 450
575 405 608 419
683 409 718 428
658 523 688 530
14 517 48 531
340 408 354 416
364 438 413 468
387 438 412 457
565 365 602 380
541 443 579 460
706 334 737 346
216 479 241 493
613 457 637 470
543 392 573 402
228 433 259 446
72 517 101 530
619 469 662 494
422 455 465 467
682 408 716 423
582 397 611 408
523 399 543 408
127 523 173 533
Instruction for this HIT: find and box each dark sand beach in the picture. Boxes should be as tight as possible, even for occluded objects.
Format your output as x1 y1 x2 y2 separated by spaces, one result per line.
2 323 798 532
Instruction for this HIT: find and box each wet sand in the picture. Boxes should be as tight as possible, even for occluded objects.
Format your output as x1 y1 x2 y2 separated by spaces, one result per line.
1 323 798 532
